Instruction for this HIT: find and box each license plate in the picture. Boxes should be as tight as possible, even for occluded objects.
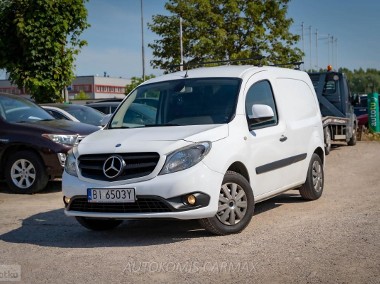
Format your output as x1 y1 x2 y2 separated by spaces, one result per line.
87 188 135 203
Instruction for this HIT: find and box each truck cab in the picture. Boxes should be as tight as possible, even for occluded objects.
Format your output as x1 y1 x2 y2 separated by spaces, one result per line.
308 68 357 154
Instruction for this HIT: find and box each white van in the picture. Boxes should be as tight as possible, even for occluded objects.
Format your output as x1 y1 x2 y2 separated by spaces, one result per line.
62 65 324 235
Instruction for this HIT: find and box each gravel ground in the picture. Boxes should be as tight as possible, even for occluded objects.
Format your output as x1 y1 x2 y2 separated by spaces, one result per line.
0 141 379 284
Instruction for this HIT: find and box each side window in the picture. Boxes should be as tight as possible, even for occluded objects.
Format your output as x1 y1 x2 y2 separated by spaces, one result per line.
323 80 336 95
245 80 278 129
47 110 68 120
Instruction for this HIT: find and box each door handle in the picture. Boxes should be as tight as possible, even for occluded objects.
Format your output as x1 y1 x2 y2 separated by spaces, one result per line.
279 135 287 142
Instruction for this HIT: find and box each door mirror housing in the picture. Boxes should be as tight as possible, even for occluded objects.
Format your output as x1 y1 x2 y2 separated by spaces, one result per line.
248 104 274 129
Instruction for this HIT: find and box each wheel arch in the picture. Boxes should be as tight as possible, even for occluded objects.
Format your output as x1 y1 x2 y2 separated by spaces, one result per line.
313 147 325 165
226 161 250 183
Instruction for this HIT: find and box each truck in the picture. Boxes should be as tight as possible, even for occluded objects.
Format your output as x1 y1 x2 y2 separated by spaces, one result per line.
308 67 357 155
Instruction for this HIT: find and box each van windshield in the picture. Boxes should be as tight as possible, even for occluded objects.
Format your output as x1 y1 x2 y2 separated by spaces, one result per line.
109 78 241 128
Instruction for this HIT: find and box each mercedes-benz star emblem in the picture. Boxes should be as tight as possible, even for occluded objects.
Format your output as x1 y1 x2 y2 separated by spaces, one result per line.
103 155 125 179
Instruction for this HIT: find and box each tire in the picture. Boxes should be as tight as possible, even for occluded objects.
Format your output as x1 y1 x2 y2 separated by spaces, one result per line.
5 151 48 194
324 127 331 155
348 126 357 146
199 171 255 235
75 217 123 231
299 153 324 200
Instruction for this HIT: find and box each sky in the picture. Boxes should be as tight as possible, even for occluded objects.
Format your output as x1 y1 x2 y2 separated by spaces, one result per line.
1 0 380 79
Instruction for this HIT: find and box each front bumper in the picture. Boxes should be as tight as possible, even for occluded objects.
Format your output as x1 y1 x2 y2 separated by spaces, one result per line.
63 162 223 220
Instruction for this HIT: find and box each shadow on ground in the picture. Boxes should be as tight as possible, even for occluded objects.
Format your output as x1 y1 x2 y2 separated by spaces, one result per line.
0 192 305 248
0 181 62 194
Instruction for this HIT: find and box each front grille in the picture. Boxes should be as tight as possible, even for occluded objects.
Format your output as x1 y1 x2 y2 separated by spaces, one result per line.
68 197 172 213
78 152 160 181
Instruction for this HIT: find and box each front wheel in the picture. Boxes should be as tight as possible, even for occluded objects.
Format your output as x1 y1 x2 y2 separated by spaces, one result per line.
5 151 48 194
75 217 123 231
299 154 324 200
348 126 357 146
199 171 255 235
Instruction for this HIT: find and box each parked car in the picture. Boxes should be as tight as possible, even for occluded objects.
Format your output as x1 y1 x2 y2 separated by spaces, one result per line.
41 104 105 127
134 98 159 108
357 114 368 126
0 93 99 194
354 94 368 117
87 101 156 126
63 65 325 235
86 101 121 114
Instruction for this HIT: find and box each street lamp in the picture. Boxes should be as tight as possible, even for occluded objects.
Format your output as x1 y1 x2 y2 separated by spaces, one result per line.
140 0 145 81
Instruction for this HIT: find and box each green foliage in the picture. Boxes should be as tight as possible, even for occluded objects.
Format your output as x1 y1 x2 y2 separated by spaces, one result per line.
75 90 90 100
125 75 156 95
148 0 302 73
339 67 380 94
0 0 89 103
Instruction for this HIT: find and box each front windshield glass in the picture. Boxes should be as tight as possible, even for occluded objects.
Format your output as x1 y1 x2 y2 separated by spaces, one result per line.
110 78 241 128
0 95 53 123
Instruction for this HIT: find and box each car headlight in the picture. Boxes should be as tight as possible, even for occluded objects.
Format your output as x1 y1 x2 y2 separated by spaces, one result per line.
42 134 79 146
159 141 211 175
65 149 78 177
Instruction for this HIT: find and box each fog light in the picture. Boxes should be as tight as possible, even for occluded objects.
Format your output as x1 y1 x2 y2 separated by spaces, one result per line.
63 196 71 205
187 194 196 205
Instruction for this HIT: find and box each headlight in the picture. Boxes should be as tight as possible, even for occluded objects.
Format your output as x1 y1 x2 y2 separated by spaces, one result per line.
42 134 78 146
159 142 211 175
65 149 78 177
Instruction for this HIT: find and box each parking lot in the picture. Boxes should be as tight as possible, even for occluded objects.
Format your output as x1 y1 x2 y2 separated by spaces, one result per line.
0 141 379 283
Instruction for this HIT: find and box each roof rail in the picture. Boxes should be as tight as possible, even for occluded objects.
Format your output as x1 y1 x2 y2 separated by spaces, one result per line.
269 61 304 70
169 58 303 73
169 56 266 70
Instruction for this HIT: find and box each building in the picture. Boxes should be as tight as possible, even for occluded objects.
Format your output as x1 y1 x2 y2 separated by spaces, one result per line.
69 76 131 100
0 75 131 100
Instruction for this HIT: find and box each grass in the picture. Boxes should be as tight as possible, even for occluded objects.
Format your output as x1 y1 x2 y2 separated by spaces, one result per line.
358 126 380 141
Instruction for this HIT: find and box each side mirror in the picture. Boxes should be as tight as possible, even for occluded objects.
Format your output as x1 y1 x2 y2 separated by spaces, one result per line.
251 104 274 120
248 104 274 129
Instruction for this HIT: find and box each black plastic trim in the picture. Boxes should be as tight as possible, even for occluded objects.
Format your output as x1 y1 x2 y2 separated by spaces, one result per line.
256 153 307 175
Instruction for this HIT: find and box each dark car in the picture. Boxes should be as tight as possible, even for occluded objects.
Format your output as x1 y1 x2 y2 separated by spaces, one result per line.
41 103 105 127
354 95 368 117
0 93 99 194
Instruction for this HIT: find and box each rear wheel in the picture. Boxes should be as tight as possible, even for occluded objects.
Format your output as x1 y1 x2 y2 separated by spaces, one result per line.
348 126 357 146
199 171 254 235
299 154 324 200
5 151 48 194
75 217 123 231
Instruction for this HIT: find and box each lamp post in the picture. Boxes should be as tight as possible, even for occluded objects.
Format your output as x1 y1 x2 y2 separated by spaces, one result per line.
180 17 184 71
140 0 145 81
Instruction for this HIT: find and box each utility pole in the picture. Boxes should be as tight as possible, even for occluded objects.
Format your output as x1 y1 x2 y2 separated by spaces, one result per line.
180 17 184 71
327 33 330 65
140 0 145 81
301 22 305 66
335 38 338 69
331 36 334 69
309 25 312 70
315 29 318 69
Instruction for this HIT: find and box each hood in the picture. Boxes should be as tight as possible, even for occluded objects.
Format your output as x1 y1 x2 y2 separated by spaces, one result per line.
77 124 229 155
20 119 99 135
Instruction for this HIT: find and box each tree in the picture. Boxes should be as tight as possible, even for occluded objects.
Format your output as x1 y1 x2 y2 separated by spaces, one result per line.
148 0 302 73
0 0 89 103
125 75 156 95
340 67 380 94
